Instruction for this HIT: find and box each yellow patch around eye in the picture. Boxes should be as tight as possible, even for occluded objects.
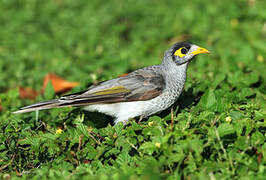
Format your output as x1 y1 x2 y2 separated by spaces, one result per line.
174 48 186 58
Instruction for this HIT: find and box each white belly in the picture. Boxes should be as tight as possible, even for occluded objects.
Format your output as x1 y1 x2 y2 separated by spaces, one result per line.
84 101 148 124
84 91 177 124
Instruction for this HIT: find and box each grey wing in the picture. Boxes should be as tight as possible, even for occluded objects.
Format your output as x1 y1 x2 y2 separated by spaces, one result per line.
118 68 166 101
13 67 166 113
59 67 166 105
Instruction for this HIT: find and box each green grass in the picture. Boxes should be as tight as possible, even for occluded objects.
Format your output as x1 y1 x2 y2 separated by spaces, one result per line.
0 0 265 179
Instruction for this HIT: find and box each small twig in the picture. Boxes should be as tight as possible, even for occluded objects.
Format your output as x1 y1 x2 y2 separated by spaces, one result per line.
78 135 84 151
89 130 105 141
0 154 15 172
211 116 219 127
87 129 101 144
125 139 142 156
171 107 174 131
215 128 235 173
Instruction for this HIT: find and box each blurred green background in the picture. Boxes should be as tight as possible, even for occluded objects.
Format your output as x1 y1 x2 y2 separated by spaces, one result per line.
0 0 265 179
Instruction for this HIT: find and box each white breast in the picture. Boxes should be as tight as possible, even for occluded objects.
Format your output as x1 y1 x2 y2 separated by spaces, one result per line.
84 90 178 125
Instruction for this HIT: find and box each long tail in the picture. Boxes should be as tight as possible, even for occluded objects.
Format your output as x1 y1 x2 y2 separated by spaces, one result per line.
13 99 62 114
13 94 126 114
13 86 131 114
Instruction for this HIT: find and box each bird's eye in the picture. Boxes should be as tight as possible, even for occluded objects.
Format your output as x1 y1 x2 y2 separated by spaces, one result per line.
181 47 188 54
174 47 188 58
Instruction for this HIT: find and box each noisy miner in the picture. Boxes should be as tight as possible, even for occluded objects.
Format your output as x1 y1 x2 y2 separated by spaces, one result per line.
14 42 210 125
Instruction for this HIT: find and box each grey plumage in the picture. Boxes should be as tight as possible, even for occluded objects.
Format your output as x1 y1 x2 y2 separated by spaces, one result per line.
13 42 209 124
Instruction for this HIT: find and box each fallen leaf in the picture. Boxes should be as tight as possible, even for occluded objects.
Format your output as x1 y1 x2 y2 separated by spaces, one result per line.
83 160 91 164
257 153 262 164
0 105 2 111
256 150 263 164
19 87 38 100
118 73 129 77
42 73 79 94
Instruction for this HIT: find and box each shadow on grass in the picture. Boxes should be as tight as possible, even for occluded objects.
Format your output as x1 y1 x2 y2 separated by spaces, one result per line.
64 108 114 129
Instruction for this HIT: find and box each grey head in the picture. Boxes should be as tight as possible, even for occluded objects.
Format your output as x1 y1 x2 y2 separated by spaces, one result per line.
162 42 210 65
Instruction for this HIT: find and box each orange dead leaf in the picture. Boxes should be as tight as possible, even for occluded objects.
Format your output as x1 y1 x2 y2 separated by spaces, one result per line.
0 105 2 112
258 153 262 164
256 150 263 164
42 73 79 94
83 160 91 164
19 87 38 100
118 73 129 77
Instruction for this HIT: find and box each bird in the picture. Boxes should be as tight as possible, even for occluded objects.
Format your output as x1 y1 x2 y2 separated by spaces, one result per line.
13 42 210 125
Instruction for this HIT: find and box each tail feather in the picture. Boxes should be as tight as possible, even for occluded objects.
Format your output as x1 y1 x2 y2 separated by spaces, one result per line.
13 99 61 114
13 91 128 114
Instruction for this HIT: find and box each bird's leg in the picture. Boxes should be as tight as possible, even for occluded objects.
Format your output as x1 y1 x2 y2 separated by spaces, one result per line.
171 107 174 131
138 115 144 124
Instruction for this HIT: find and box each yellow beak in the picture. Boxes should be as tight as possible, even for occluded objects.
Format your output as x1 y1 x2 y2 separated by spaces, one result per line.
191 47 210 55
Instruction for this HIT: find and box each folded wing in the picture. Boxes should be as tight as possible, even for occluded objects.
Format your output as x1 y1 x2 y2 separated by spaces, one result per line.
59 67 166 106
13 67 166 113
